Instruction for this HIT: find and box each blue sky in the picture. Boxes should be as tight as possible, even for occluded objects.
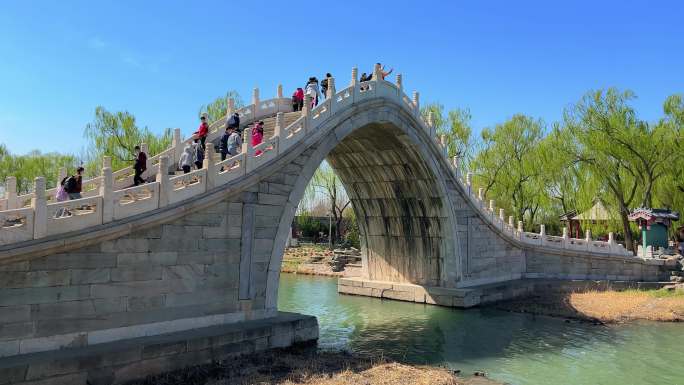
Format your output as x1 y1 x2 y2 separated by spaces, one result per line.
0 0 682 158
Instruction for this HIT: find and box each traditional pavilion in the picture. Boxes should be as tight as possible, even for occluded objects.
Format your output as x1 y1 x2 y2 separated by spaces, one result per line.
560 201 613 239
628 208 680 257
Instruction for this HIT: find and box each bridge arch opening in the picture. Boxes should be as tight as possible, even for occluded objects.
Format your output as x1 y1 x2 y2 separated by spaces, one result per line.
266 104 461 310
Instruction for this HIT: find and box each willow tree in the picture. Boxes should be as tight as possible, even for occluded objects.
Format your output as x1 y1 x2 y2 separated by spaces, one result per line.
199 90 244 124
421 103 473 169
470 114 550 228
560 88 680 251
0 146 77 193
84 106 172 172
300 162 350 248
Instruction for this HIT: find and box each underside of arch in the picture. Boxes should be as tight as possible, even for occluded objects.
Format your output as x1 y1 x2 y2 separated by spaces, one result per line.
327 122 449 286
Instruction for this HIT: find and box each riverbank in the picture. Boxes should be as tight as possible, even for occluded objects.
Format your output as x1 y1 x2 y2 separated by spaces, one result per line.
495 286 684 323
126 345 503 385
281 245 361 278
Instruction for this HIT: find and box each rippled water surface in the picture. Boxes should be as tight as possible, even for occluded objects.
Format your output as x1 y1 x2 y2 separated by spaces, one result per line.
278 274 682 385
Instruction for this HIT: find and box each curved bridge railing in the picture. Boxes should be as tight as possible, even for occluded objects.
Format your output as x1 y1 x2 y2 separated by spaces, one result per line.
0 65 633 258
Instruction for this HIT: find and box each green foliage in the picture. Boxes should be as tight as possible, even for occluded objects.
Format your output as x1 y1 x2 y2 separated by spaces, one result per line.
301 162 351 246
84 106 173 172
199 90 244 124
470 114 550 228
421 103 473 169
0 146 78 193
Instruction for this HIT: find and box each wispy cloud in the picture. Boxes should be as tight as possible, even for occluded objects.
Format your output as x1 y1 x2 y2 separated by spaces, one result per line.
87 36 107 51
86 36 160 72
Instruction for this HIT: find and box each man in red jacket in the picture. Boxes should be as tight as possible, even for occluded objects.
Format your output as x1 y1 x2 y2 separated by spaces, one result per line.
194 115 209 148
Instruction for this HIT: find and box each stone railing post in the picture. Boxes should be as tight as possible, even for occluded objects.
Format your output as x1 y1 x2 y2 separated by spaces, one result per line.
32 177 47 240
252 87 260 110
6 176 17 210
227 98 235 116
172 128 182 163
608 232 616 253
327 77 336 99
440 134 448 156
452 156 460 177
478 187 484 201
243 127 253 157
518 220 524 234
540 224 546 237
562 227 569 247
489 199 495 212
274 112 283 140
466 172 472 194
412 91 420 114
499 208 505 221
373 63 382 81
302 94 311 118
101 166 113 223
203 146 215 190
508 216 514 228
157 155 170 208
277 84 283 98
102 156 112 170
351 67 358 86
427 111 434 132
585 229 592 242
396 73 403 93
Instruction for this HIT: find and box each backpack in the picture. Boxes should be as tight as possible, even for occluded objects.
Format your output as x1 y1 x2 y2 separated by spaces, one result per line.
63 176 77 193
227 115 238 128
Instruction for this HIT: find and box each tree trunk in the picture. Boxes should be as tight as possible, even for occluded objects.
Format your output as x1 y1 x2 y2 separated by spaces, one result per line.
619 208 635 254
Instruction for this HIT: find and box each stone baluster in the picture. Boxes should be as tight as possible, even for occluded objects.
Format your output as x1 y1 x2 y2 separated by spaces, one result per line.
6 176 17 210
157 155 170 208
101 164 113 223
440 134 448 156
585 229 592 242
426 111 434 136
396 73 403 93
508 216 514 228
499 208 505 221
540 224 546 237
243 127 253 157
562 227 569 245
274 112 283 140
373 63 382 81
327 77 335 99
203 145 215 190
489 199 495 213
452 156 460 177
518 220 524 234
277 84 283 98
412 91 420 114
351 67 358 87
302 94 311 118
608 232 615 244
102 156 112 170
478 187 484 201
172 128 182 164
32 177 47 239
252 87 260 110
466 173 472 194
227 98 235 116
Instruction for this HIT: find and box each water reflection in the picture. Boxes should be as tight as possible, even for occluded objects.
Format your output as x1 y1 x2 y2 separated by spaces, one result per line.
278 274 682 385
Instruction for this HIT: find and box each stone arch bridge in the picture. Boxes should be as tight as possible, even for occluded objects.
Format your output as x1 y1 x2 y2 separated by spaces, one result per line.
0 66 673 384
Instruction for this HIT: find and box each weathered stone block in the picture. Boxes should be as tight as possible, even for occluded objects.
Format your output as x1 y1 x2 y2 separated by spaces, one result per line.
111 266 162 282
127 295 165 312
29 254 116 271
0 285 91 306
70 269 110 285
117 252 178 266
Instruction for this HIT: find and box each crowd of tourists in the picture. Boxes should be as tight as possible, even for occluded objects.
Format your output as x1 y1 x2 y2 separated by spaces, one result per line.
56 64 393 205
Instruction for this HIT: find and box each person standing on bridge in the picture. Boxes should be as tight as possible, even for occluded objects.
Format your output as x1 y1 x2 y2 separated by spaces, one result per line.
320 73 332 100
305 77 320 108
193 139 204 170
373 63 393 80
252 121 264 156
179 144 193 174
133 145 147 186
292 87 304 111
63 167 84 200
193 115 209 148
226 112 240 133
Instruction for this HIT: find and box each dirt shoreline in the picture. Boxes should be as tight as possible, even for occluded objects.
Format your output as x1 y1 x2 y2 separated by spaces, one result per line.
125 344 503 385
493 287 684 324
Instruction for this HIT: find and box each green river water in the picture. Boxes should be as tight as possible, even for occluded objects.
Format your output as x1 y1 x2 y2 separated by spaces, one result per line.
278 274 682 385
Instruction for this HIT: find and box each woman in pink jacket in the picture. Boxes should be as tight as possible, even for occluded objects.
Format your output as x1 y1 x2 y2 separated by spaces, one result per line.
252 121 264 156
